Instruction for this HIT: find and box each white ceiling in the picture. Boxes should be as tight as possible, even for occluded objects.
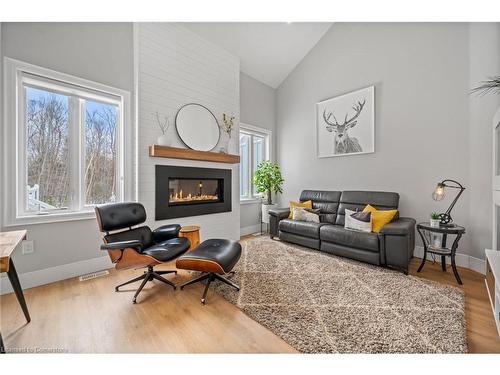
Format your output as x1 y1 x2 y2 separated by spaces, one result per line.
183 22 332 89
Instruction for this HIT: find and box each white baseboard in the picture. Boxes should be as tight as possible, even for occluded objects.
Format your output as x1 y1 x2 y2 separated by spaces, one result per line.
240 224 262 236
413 245 486 275
0 256 113 295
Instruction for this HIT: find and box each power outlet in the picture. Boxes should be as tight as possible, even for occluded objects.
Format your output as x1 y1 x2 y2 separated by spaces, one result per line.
22 240 34 255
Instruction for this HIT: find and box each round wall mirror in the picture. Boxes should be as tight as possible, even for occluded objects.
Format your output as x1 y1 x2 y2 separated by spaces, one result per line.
175 103 220 151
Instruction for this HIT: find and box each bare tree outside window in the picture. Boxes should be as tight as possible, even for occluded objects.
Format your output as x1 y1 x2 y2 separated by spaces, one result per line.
25 87 119 211
84 100 118 205
26 87 70 210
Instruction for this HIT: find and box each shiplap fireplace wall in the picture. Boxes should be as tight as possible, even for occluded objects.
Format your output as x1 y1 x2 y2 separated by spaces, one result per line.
136 23 241 241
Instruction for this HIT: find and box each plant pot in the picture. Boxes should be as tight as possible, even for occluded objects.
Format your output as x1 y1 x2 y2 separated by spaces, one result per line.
157 135 171 146
430 218 440 228
261 203 277 224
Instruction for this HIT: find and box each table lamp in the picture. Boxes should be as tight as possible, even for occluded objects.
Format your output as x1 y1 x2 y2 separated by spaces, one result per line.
432 179 465 227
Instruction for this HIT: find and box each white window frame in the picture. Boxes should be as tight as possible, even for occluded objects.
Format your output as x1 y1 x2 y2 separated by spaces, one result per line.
2 58 133 226
239 123 272 204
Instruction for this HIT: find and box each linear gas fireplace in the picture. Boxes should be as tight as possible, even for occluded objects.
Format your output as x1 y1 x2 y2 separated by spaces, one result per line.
155 165 232 220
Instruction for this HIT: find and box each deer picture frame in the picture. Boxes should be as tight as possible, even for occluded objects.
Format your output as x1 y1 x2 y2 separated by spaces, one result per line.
316 86 375 158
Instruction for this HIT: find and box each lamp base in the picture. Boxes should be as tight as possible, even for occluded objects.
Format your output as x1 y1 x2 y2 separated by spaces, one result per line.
438 213 453 226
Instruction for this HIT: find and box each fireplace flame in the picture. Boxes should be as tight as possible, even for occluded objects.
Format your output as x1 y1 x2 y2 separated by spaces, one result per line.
169 190 219 203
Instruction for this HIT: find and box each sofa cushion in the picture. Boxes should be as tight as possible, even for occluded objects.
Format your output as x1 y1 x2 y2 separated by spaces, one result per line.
320 225 380 252
299 190 341 224
279 219 325 239
335 191 399 226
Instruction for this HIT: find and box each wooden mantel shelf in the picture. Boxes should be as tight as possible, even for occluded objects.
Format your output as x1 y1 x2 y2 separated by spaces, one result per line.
149 145 240 164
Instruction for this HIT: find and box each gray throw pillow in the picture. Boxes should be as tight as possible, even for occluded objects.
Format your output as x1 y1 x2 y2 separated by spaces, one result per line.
344 208 372 232
292 207 320 223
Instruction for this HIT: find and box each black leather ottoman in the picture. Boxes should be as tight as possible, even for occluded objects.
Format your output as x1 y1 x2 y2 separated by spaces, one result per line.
176 239 241 304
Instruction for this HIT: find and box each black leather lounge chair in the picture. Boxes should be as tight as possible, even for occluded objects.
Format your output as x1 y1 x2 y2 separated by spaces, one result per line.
95 202 190 303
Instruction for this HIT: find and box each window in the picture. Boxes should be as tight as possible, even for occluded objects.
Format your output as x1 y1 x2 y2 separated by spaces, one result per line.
3 58 131 224
239 124 271 201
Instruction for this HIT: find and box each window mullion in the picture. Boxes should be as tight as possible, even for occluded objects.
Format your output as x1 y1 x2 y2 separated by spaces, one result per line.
249 134 254 199
68 96 82 211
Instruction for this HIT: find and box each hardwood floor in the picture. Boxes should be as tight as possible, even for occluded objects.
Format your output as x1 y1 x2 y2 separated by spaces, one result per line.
408 258 500 353
1 236 499 353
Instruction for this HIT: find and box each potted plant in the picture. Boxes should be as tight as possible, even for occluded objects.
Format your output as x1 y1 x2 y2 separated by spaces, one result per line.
430 212 440 228
470 76 500 96
253 161 284 224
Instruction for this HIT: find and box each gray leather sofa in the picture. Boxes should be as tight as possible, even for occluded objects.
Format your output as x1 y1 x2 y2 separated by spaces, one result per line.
269 190 415 273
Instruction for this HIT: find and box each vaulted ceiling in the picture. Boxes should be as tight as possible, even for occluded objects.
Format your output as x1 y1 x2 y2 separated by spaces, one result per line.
183 22 332 88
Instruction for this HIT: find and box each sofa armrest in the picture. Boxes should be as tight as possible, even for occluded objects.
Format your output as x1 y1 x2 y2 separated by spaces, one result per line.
379 217 416 274
379 217 416 236
269 207 290 239
101 240 143 252
153 224 181 243
269 207 290 219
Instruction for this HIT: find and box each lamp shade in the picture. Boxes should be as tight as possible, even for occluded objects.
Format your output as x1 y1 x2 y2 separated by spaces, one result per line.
432 183 445 201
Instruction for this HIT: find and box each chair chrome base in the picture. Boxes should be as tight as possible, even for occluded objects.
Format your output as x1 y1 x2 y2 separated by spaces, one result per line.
179 271 239 305
115 265 177 304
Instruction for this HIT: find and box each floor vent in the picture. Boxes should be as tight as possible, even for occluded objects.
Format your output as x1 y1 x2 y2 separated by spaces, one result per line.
79 270 109 282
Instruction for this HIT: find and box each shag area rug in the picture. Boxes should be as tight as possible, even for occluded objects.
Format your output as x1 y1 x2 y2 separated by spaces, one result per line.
214 238 467 353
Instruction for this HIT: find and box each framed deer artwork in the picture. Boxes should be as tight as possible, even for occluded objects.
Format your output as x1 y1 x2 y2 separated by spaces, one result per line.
316 86 375 158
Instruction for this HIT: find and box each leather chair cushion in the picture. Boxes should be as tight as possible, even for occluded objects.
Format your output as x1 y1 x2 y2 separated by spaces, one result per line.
176 239 242 274
153 224 181 243
96 202 147 231
142 237 190 262
320 225 380 252
279 219 325 239
105 226 154 249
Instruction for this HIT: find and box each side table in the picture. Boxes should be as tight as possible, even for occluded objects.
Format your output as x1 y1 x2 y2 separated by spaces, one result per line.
416 222 465 285
179 225 200 251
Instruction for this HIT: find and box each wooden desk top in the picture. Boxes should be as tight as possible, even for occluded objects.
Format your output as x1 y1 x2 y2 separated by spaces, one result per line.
0 230 27 273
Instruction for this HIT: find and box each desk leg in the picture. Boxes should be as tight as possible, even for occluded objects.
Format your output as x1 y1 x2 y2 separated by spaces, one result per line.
7 258 31 323
417 228 427 272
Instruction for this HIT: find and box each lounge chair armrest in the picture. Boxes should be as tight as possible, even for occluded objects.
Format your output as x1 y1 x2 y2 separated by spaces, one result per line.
100 240 143 251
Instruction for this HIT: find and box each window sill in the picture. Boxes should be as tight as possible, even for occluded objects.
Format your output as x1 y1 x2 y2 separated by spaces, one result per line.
240 198 263 205
4 210 96 227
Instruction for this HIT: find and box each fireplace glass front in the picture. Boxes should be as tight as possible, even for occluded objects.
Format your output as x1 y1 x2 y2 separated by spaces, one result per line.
168 178 221 206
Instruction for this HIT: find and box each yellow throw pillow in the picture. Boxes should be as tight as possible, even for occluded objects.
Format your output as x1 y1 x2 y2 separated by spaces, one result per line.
362 204 398 233
288 200 312 218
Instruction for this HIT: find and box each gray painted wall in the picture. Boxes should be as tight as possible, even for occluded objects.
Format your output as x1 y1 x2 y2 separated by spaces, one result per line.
239 72 276 232
276 23 500 259
1 23 134 273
